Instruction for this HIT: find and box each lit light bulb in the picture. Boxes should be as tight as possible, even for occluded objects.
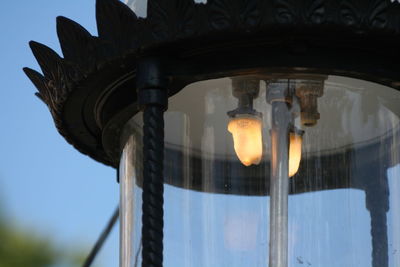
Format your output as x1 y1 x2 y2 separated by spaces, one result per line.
289 132 303 177
228 116 263 166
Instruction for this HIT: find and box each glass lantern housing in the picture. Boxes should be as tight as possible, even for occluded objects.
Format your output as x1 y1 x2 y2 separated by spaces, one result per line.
119 74 400 267
23 1 400 267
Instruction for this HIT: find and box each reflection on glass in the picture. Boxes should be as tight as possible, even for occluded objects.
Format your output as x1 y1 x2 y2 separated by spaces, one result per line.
120 74 400 267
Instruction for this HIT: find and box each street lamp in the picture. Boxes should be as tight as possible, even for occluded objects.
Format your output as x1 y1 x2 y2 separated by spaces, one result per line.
24 0 400 267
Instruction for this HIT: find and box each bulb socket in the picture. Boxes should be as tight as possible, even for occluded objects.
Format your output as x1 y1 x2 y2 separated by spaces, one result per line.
228 77 262 118
295 80 324 127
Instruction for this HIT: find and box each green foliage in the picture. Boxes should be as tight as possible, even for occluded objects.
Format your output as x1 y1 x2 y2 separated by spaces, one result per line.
0 223 57 267
0 216 91 267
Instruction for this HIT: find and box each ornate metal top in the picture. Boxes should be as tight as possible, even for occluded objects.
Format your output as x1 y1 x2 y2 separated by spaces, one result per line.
24 0 400 167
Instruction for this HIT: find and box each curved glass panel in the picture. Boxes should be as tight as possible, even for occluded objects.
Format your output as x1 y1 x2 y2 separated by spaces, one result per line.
120 129 142 267
125 0 147 18
125 0 207 18
120 74 400 267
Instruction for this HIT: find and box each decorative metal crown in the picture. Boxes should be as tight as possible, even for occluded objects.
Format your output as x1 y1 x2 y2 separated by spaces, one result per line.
24 0 400 167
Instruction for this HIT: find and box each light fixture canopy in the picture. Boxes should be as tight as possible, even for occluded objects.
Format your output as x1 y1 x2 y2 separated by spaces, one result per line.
23 0 400 169
23 1 400 267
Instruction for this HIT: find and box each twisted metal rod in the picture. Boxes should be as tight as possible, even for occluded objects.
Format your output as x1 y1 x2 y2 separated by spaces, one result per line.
141 105 165 267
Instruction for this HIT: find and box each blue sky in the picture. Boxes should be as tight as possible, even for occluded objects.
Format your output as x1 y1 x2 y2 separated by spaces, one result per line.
0 1 118 266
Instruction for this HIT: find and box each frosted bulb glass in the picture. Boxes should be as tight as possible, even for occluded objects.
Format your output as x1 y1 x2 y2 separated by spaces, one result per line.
289 132 302 177
228 116 263 166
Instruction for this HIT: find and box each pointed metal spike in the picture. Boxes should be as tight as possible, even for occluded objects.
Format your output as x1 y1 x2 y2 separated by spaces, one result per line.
34 92 47 104
96 0 139 51
23 67 48 94
56 16 97 67
23 67 53 107
28 41 75 95
29 41 62 80
96 0 138 33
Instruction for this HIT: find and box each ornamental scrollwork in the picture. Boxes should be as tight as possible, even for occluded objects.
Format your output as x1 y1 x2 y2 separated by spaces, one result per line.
148 0 196 41
274 0 326 25
207 0 261 30
339 0 389 30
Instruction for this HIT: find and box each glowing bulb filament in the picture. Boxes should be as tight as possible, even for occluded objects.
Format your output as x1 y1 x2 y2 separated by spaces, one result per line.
289 132 302 177
228 116 263 166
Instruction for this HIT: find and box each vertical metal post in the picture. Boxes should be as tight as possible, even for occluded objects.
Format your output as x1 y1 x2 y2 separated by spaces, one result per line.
267 82 291 267
365 172 389 267
137 58 168 267
120 136 136 267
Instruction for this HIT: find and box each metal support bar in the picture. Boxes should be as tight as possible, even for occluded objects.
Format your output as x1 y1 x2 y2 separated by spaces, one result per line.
365 171 389 267
83 206 119 267
369 208 389 267
137 59 168 267
268 83 291 267
120 135 136 267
